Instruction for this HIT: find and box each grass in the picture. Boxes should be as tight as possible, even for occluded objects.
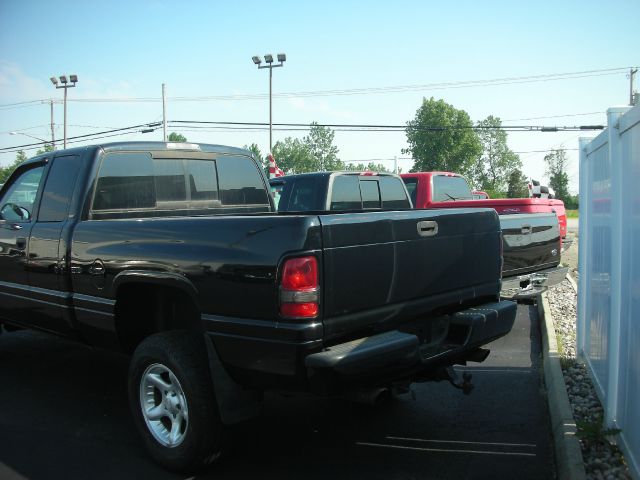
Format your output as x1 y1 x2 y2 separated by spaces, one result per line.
576 414 622 447
566 209 579 218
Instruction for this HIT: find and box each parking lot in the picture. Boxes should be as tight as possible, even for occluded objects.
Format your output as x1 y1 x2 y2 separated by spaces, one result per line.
0 304 554 480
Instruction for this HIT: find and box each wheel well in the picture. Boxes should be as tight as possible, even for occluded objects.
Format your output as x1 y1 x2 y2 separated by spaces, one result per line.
114 283 201 354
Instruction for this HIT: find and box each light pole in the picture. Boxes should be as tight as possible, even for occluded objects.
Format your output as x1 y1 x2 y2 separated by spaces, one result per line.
50 75 78 149
252 53 286 153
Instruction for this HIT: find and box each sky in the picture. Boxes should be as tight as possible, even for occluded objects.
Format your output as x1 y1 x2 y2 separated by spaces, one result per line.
1 0 638 193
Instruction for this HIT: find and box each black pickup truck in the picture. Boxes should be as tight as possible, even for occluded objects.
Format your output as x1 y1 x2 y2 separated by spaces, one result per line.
270 171 567 301
0 142 516 472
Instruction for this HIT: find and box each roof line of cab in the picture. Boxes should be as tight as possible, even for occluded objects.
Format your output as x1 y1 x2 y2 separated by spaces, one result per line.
270 171 400 180
19 141 253 167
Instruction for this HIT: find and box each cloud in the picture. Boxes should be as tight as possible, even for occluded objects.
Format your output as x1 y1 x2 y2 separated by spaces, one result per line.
0 61 142 105
0 62 52 102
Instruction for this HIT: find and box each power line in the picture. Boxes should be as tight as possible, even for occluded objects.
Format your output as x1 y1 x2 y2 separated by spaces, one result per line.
0 122 161 153
71 68 630 102
503 112 604 122
0 124 50 135
4 111 606 137
341 149 580 163
0 67 631 109
168 120 604 132
0 116 605 156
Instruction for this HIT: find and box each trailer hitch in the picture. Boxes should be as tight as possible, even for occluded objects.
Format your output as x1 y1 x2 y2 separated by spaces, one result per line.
446 366 474 395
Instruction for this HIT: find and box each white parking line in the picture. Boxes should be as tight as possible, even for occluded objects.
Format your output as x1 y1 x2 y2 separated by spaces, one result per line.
356 442 537 457
385 436 536 448
457 368 534 374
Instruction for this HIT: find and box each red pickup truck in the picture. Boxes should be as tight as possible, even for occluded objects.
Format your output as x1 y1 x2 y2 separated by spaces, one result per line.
401 172 567 239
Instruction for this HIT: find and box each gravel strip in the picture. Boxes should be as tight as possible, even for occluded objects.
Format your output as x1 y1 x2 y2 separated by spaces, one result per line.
546 280 632 480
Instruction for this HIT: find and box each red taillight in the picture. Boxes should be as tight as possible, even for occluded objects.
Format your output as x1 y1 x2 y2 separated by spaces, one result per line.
281 257 317 290
280 302 319 318
280 256 319 319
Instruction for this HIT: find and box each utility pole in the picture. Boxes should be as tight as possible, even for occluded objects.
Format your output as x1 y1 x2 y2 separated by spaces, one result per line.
394 155 398 174
162 83 167 141
630 68 638 106
50 100 55 149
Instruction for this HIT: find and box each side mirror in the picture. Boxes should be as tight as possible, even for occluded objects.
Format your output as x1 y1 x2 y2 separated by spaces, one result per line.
0 203 31 222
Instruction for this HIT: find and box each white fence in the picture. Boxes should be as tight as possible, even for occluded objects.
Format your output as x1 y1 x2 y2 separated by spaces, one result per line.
578 104 640 478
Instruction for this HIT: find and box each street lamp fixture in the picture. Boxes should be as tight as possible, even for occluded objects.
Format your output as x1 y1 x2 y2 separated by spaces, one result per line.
10 131 48 143
50 74 78 149
251 53 286 153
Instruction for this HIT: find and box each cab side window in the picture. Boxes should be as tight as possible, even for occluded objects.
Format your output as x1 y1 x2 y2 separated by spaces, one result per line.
0 165 45 222
38 156 82 222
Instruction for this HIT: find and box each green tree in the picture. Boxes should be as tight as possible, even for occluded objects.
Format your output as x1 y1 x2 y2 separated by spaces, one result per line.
344 162 391 173
272 137 314 174
272 123 344 174
244 143 266 174
0 151 28 184
506 168 529 198
167 132 187 142
563 194 579 210
36 144 55 156
473 116 521 192
303 122 343 171
403 97 481 176
544 149 570 202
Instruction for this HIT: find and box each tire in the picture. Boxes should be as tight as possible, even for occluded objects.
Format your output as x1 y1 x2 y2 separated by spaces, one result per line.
128 331 225 472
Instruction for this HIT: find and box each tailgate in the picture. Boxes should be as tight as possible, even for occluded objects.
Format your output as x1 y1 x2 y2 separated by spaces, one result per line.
319 208 501 332
500 213 561 277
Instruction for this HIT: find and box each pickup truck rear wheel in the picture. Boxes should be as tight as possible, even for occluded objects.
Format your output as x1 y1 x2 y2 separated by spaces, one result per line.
128 331 225 472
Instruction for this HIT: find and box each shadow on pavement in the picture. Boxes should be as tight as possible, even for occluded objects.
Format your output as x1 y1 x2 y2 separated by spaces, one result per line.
0 305 554 480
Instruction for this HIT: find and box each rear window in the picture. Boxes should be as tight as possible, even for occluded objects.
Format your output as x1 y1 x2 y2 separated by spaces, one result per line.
287 177 319 211
329 175 411 211
432 175 473 202
379 176 411 209
216 156 269 206
91 152 269 218
330 175 361 210
360 180 381 209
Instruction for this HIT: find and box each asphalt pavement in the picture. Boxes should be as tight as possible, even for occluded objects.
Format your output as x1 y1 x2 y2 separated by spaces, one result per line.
0 304 555 480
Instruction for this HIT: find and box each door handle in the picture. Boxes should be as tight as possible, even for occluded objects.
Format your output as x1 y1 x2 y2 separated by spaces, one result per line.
417 220 438 237
89 260 105 276
15 237 27 250
521 225 532 235
9 224 23 231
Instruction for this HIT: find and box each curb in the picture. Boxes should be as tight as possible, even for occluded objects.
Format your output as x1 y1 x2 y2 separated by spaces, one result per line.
566 273 578 293
538 292 586 480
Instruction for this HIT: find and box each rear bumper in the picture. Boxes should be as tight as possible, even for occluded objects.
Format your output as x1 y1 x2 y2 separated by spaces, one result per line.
304 300 517 390
501 265 568 301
